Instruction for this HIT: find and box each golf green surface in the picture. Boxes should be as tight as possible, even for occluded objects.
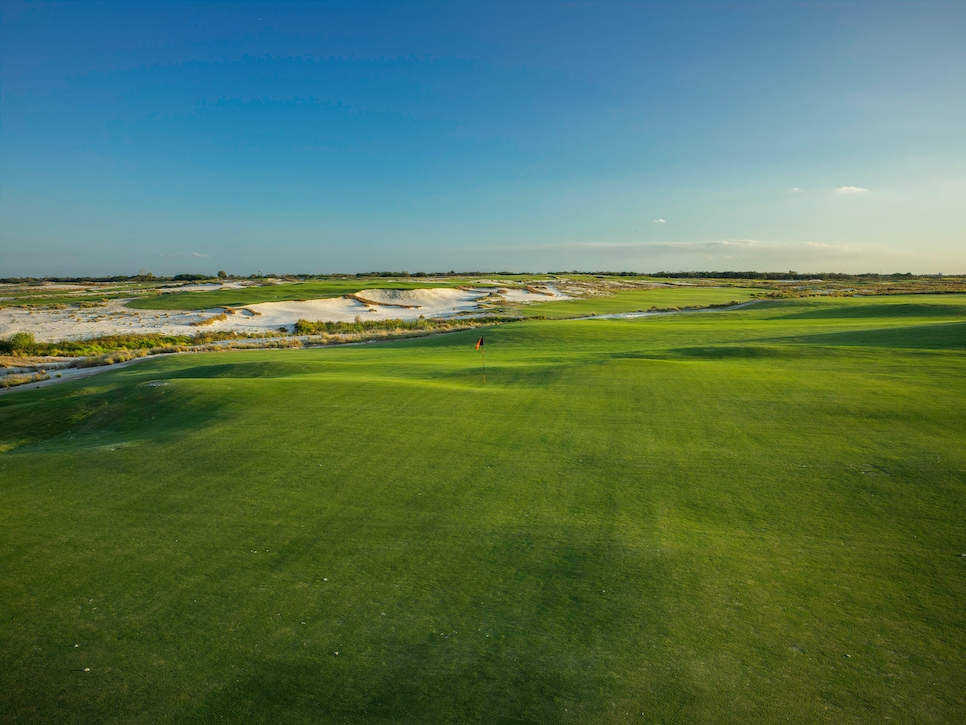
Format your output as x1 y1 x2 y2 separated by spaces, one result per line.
2 294 965 723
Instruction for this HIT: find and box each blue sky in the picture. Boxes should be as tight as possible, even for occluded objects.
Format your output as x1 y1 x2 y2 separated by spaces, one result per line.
2 0 964 276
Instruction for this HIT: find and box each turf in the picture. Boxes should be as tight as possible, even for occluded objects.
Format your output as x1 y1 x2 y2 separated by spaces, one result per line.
2 294 965 723
520 286 758 318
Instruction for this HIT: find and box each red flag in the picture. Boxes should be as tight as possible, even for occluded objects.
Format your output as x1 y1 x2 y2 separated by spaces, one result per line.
475 336 484 350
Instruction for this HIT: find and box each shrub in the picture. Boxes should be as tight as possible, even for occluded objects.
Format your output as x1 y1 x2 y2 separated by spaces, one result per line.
8 332 36 356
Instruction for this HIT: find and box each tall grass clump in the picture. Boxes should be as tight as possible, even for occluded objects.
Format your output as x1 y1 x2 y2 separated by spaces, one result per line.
0 370 49 388
191 313 229 327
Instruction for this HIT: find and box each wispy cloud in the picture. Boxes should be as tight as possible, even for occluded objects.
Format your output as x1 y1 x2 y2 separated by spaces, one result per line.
835 186 869 194
802 241 867 256
160 251 211 258
479 239 767 253
442 237 950 275
473 239 882 261
653 218 666 223
790 187 803 192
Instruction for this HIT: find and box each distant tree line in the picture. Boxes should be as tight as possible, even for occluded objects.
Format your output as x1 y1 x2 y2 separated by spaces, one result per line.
3 270 956 285
645 271 934 280
1 274 220 284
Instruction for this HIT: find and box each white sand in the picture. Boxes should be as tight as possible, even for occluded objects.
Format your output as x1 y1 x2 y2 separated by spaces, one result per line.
0 286 569 342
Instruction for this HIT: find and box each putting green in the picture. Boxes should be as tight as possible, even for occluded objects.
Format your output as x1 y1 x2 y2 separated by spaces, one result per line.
2 294 965 723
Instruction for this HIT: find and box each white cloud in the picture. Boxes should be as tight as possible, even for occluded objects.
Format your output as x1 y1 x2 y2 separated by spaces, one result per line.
653 218 666 223
160 251 211 258
719 239 765 248
835 186 869 194
790 187 803 192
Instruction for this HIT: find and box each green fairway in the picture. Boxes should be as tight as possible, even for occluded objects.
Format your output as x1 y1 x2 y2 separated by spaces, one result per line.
521 286 758 318
2 294 965 723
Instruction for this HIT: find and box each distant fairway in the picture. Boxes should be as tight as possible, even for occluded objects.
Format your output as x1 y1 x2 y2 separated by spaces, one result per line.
2 294 965 723
520 286 758 317
125 279 473 310
123 277 757 315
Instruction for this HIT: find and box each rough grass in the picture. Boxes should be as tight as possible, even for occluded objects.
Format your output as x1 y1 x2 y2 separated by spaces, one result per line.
0 355 64 368
292 316 520 336
0 370 49 388
190 313 229 327
1 294 965 723
2 331 285 358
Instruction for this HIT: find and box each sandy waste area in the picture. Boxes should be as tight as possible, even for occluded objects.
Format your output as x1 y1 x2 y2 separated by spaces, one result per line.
1 285 567 342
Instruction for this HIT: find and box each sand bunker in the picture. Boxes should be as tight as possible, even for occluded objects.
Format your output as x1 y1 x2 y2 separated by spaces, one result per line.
0 286 569 342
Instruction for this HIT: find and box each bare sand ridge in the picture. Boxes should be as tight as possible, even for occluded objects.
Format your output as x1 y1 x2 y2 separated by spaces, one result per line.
0 285 568 342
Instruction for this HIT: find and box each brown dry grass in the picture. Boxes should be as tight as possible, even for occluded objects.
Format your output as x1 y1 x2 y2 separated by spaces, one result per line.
346 293 420 309
0 355 64 368
76 349 151 367
190 313 229 327
525 285 555 296
0 370 49 388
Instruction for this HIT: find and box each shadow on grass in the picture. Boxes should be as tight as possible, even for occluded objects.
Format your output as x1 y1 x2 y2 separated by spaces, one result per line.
773 302 966 320
667 322 966 359
0 378 228 453
775 321 966 350
190 531 694 723
663 344 844 361
164 361 322 379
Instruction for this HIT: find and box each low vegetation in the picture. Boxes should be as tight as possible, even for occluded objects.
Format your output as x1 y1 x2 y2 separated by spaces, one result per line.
0 330 293 359
0 370 48 388
0 331 228 357
293 315 520 336
190 313 229 327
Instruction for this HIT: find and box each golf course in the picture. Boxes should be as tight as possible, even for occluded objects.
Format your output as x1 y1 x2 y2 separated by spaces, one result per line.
2 292 964 723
